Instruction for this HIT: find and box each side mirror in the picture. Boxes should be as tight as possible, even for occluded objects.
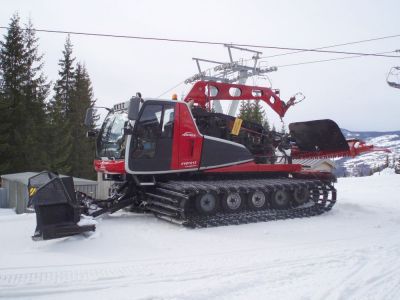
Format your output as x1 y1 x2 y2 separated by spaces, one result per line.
84 108 94 127
128 97 141 120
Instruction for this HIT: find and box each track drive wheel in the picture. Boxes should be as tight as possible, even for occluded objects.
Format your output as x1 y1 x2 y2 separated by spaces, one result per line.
195 192 218 215
270 190 291 209
292 187 310 205
247 190 268 210
222 192 243 212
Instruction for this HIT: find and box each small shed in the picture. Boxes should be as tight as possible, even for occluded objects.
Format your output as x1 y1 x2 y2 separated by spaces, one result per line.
0 172 97 214
293 159 336 173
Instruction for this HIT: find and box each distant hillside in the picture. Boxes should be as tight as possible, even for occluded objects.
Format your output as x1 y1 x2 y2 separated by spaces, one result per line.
341 129 400 140
334 129 400 177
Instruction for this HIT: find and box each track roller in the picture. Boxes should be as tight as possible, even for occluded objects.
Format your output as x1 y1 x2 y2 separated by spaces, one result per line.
270 190 291 209
222 192 243 212
247 190 268 210
195 192 218 215
293 187 310 205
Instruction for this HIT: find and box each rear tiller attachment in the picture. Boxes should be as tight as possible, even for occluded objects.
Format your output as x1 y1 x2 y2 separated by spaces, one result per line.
28 172 95 240
28 172 136 240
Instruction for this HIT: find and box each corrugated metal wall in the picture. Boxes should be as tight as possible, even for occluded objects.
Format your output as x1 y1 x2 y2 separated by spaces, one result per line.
0 188 8 208
96 172 114 200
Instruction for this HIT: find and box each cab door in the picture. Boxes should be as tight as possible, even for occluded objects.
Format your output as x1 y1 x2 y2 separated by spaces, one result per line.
128 100 175 173
170 102 203 171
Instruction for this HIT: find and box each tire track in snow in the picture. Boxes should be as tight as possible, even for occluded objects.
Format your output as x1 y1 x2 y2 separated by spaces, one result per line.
0 249 363 299
316 244 400 300
2 231 400 299
337 244 400 300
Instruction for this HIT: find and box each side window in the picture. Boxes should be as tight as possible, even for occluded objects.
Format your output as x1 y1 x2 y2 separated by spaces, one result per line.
132 104 163 159
161 105 175 138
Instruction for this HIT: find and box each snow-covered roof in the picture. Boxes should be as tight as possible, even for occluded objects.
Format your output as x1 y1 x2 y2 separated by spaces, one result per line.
1 172 96 186
1 172 38 185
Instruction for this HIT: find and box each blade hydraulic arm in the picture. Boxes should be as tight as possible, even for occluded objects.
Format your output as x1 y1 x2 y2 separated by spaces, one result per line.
291 139 391 159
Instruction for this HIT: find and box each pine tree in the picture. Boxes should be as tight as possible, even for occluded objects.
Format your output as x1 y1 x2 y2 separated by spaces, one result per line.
47 96 73 174
47 35 75 174
54 35 75 117
250 100 265 125
263 115 270 131
0 14 27 173
238 100 251 121
238 99 269 129
0 14 49 173
0 91 11 172
69 63 96 179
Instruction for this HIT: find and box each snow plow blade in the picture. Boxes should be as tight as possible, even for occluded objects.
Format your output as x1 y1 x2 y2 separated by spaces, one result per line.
28 172 95 241
289 119 349 153
289 119 389 159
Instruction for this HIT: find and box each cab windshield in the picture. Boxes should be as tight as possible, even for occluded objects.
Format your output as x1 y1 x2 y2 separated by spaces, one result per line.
97 110 128 159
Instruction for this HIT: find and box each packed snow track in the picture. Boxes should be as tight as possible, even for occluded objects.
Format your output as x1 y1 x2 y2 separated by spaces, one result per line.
1 169 400 300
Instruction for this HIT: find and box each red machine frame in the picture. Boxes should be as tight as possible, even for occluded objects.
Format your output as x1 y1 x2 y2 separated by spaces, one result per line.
94 80 389 175
184 80 297 118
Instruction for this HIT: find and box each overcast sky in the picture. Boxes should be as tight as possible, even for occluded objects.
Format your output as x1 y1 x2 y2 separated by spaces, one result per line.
1 0 399 131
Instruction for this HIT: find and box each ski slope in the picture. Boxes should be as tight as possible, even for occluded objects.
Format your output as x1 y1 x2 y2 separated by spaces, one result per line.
336 129 400 177
1 169 400 300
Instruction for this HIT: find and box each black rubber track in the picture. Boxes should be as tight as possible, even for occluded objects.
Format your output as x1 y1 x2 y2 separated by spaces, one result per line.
144 178 336 228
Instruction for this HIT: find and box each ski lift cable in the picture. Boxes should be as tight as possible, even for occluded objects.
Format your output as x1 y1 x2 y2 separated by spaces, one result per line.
0 26 399 58
1 25 396 95
157 80 186 98
277 50 397 68
260 34 400 59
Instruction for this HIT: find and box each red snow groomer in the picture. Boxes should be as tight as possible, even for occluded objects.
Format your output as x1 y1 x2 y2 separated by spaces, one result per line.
27 80 388 240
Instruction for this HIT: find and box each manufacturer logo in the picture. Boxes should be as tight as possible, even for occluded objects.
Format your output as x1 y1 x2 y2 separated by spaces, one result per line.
181 161 198 168
182 132 196 137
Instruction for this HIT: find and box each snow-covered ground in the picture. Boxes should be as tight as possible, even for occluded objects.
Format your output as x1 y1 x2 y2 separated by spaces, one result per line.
1 170 400 300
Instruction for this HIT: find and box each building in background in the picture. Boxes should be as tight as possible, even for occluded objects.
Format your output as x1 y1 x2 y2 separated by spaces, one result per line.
293 159 336 173
0 172 97 214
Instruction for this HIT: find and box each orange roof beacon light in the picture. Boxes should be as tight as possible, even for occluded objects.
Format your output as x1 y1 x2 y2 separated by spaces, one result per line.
171 93 178 100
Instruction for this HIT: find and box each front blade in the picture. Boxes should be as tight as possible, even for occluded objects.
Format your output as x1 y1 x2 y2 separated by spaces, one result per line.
289 119 349 152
